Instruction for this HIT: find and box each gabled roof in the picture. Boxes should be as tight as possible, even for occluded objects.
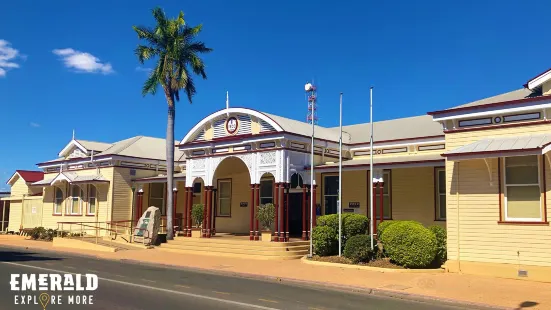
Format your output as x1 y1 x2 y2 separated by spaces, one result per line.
7 170 44 185
76 140 112 152
525 67 551 90
262 112 343 142
40 136 185 166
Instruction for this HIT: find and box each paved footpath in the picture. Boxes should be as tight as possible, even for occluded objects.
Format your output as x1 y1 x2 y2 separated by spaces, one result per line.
1 235 550 310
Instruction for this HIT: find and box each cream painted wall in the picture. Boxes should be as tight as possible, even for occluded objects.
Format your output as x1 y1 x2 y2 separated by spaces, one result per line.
315 167 443 227
445 123 551 267
543 80 551 96
7 201 22 232
212 157 252 234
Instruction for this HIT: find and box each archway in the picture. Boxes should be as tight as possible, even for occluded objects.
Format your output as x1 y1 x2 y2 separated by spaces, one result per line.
288 173 306 237
211 157 251 235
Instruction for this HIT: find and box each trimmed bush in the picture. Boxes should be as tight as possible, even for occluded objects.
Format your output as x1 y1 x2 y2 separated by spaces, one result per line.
380 221 437 268
191 204 205 228
28 227 59 241
343 234 373 263
317 214 369 250
428 225 447 265
377 220 424 239
312 226 337 256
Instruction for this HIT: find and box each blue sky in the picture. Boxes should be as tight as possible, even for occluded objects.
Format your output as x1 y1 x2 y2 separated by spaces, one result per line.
1 0 550 190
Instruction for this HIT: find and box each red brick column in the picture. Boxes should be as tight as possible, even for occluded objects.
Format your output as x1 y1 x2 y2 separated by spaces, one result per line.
135 190 144 223
285 184 290 242
206 186 212 238
274 183 279 241
212 188 217 236
379 182 384 224
182 187 188 236
202 185 207 238
250 184 255 240
372 182 378 236
278 184 284 242
172 187 178 235
302 185 307 240
312 184 317 228
187 187 193 237
255 184 260 240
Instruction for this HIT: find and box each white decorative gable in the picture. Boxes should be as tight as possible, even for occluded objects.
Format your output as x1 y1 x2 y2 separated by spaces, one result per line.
67 147 87 158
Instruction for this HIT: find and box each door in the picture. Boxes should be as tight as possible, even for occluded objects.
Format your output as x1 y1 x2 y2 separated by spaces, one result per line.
289 193 303 237
22 199 42 228
0 201 9 232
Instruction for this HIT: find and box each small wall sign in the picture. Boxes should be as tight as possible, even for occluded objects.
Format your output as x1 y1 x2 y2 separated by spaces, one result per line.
343 208 355 213
240 202 248 207
348 202 360 208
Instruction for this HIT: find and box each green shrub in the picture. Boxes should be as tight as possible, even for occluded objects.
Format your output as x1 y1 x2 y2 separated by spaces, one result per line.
256 203 275 230
191 204 205 228
428 225 447 265
343 234 373 263
377 220 424 239
312 226 337 256
380 222 437 268
317 214 369 250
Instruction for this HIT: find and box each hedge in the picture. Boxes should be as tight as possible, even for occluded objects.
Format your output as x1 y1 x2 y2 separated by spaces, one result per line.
428 225 447 265
377 220 424 239
317 214 368 247
312 226 337 256
343 234 373 263
379 221 437 268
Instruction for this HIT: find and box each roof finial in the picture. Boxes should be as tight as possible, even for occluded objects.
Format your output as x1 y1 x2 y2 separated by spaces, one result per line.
72 129 75 140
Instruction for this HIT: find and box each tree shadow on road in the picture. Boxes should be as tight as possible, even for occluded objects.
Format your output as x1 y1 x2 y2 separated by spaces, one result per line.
0 250 63 262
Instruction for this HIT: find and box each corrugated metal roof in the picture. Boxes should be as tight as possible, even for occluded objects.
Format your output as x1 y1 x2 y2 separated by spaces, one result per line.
447 88 535 110
444 134 551 157
262 112 342 142
76 140 112 152
314 153 444 169
133 172 186 183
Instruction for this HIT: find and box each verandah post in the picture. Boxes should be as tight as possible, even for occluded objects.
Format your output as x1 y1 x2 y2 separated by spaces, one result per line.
302 184 307 240
255 184 260 240
250 184 255 240
274 183 279 241
285 183 290 241
379 182 384 225
173 187 178 235
202 185 207 238
187 187 193 237
372 182 378 236
206 186 212 238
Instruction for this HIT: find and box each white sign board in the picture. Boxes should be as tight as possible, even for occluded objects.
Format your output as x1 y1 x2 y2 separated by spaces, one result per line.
372 168 384 183
31 207 37 214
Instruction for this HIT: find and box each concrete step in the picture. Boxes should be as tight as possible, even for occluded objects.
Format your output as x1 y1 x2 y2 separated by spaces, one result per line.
170 237 309 248
156 247 306 260
160 242 308 255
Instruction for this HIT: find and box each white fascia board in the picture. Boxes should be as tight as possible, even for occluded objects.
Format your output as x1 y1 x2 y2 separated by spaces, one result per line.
350 138 445 151
432 100 551 122
445 150 541 162
180 108 285 144
58 139 88 158
311 160 445 173
37 157 113 169
528 70 551 90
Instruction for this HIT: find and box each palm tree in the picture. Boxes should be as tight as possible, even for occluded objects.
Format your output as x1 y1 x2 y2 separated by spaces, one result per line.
133 7 212 240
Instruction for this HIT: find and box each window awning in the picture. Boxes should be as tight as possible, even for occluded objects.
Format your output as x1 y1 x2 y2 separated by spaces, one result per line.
30 172 109 187
310 153 444 172
444 134 551 161
132 172 186 184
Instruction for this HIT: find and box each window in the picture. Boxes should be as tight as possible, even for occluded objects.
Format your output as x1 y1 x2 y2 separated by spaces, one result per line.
87 185 97 215
54 187 63 215
373 171 392 220
324 175 338 215
149 183 166 214
260 178 273 204
218 179 231 216
435 168 446 220
504 156 541 221
193 182 202 193
67 185 83 215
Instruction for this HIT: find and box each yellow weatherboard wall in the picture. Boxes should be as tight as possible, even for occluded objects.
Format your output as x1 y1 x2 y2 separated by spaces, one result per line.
445 122 551 280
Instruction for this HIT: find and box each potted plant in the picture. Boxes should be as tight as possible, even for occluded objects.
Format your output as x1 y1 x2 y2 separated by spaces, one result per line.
191 204 205 238
256 203 275 242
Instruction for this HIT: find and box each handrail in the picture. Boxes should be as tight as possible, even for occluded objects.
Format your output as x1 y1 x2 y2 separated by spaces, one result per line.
56 220 151 246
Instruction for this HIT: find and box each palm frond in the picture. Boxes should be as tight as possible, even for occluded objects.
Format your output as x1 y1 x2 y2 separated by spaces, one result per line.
142 69 160 96
184 75 196 103
134 45 158 64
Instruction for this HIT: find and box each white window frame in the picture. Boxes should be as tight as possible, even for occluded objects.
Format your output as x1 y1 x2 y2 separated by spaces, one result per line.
369 170 392 220
259 177 273 205
149 183 166 215
87 184 97 216
67 185 83 215
217 179 232 217
323 174 339 215
503 156 542 222
436 168 446 220
54 187 63 215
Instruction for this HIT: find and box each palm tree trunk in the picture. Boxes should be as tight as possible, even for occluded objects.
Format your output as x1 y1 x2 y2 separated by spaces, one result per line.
166 98 175 240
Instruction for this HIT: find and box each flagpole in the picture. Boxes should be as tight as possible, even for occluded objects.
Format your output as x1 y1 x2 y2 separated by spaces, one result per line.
338 92 343 256
369 86 374 251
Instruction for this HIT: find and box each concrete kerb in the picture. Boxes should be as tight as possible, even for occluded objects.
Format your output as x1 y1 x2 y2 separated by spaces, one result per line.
300 256 445 273
0 243 508 310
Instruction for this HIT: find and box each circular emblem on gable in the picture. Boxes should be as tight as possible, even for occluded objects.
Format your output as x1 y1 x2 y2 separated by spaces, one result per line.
226 117 239 135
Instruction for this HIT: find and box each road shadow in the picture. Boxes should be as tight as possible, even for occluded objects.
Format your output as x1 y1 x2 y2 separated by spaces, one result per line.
515 301 539 309
0 250 63 262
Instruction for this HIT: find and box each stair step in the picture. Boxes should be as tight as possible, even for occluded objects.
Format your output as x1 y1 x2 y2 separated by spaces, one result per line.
160 243 308 255
170 238 309 248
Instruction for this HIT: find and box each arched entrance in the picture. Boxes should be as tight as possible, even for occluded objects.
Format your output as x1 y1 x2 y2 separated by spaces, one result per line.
288 173 306 237
212 157 251 235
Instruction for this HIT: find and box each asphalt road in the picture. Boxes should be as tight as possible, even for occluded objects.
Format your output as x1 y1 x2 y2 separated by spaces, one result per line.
0 246 477 310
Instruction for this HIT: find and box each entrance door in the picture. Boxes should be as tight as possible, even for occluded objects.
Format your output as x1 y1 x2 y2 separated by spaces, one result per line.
289 193 303 237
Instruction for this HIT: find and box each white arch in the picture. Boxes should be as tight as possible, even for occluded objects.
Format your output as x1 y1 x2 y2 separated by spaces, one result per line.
211 154 253 185
180 108 284 144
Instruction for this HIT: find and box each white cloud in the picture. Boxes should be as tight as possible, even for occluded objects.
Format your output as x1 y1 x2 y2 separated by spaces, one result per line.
53 48 114 74
135 66 152 73
30 122 40 128
0 39 23 77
